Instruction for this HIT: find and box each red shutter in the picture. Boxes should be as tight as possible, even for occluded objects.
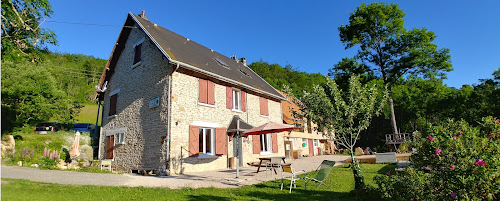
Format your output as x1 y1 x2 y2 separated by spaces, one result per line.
106 135 114 159
260 97 268 116
134 43 142 64
215 128 227 155
226 86 232 109
189 125 199 157
199 79 208 104
253 135 261 154
109 94 117 116
308 139 314 156
241 91 246 112
272 133 278 153
207 81 215 105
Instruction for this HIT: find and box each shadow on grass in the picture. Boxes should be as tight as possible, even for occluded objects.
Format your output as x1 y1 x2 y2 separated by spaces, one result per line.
187 195 232 201
376 164 397 175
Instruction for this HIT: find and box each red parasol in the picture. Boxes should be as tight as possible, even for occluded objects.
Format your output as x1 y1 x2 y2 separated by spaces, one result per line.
243 122 297 136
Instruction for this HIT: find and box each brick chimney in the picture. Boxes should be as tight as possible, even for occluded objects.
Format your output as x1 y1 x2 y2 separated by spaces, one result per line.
138 10 149 20
241 57 247 66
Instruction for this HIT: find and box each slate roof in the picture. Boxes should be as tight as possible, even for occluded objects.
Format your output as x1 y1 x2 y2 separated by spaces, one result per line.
98 12 285 101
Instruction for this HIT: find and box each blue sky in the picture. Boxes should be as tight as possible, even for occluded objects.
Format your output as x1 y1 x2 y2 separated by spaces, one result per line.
44 0 499 88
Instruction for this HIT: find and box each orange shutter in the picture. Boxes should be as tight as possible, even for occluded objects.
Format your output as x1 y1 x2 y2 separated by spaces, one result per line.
207 81 215 105
189 125 199 157
272 133 278 153
199 79 208 104
253 135 261 154
260 97 268 116
226 86 232 109
106 135 114 159
241 91 246 112
215 128 227 155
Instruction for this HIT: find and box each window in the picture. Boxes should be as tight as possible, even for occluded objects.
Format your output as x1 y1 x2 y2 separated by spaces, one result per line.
198 79 215 105
198 128 215 155
302 139 307 148
260 134 273 152
109 94 118 116
133 43 142 64
307 119 312 133
232 89 242 111
259 97 268 116
116 133 125 144
314 139 319 147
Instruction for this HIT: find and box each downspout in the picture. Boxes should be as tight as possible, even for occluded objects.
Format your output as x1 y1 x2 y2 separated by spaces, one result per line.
166 62 180 174
95 100 101 159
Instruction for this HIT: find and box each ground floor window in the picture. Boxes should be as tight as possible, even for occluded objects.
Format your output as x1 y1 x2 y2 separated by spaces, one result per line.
314 139 319 147
302 138 307 147
199 127 215 155
260 134 273 152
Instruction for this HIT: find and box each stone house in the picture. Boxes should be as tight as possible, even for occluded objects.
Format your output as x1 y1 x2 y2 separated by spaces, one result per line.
279 91 333 157
96 12 287 174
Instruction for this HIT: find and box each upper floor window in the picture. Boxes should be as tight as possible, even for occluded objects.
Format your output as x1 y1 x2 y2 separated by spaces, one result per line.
109 94 118 116
133 43 142 64
226 87 246 112
199 79 215 105
232 89 242 111
307 119 312 133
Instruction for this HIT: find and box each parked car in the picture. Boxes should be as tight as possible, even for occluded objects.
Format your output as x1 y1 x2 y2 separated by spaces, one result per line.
70 123 96 133
34 122 62 134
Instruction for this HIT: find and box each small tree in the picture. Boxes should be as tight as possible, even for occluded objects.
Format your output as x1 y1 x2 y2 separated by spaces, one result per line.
288 75 386 189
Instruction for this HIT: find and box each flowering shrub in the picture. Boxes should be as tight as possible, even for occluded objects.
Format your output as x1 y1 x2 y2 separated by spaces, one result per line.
375 117 500 200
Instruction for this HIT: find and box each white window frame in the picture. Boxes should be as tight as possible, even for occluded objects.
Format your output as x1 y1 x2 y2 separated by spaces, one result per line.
232 89 242 112
260 134 273 154
199 127 215 156
314 139 319 147
302 138 307 148
117 133 125 145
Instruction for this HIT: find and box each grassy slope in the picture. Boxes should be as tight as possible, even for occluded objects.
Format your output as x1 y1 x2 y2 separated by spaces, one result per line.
1 164 395 201
74 104 102 126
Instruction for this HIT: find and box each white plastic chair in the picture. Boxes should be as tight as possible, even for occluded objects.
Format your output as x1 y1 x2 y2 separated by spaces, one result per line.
280 164 305 193
100 159 112 171
265 158 282 177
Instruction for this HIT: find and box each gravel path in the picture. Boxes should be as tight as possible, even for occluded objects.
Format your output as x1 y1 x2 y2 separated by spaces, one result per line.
1 155 349 189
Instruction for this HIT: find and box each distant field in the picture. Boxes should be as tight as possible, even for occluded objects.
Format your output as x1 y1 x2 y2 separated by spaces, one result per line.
75 104 102 126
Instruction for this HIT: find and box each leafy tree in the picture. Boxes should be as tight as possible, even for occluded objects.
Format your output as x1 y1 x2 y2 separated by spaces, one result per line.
334 3 452 134
1 0 57 62
287 75 387 189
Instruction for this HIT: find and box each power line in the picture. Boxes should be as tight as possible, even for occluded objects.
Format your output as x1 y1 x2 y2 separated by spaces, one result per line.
45 20 138 29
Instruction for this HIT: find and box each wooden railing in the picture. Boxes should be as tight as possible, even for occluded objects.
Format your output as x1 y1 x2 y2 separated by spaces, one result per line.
385 133 411 145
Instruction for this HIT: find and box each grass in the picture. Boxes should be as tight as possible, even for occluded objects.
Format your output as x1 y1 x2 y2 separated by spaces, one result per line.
1 163 395 201
74 104 102 126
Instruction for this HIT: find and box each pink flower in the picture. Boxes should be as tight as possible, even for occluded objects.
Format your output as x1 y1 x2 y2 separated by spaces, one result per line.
435 149 442 155
451 192 456 198
474 159 486 167
386 171 391 176
493 118 498 123
450 165 455 170
428 136 434 141
456 132 462 137
487 134 492 137
452 137 456 140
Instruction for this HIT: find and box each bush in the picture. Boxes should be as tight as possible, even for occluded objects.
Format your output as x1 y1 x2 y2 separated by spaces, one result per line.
374 117 500 200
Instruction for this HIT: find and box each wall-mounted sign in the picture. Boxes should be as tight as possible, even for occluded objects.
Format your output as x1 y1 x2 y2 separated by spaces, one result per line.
149 97 160 108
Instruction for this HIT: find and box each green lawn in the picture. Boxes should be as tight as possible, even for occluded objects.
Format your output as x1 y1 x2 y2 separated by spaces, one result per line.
74 104 102 126
1 164 395 201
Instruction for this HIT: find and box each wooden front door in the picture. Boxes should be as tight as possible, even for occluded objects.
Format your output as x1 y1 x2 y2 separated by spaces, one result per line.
308 139 314 156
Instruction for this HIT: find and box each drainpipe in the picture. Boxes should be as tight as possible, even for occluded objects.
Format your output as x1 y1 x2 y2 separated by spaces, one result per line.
95 100 101 159
166 62 180 174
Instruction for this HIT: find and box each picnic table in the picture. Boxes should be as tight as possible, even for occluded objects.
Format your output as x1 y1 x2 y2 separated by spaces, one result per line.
255 157 287 173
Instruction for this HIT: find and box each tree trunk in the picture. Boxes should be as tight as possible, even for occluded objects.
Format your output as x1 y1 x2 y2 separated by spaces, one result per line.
388 94 399 134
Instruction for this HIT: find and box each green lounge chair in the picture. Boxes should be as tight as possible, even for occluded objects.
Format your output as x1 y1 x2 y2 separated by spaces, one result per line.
305 160 335 190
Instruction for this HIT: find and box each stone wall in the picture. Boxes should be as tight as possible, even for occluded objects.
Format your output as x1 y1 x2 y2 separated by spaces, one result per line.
169 72 284 174
99 23 173 172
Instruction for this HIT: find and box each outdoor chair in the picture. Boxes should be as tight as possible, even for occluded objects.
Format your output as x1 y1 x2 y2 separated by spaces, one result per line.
304 160 335 190
100 159 112 171
280 164 306 193
265 157 282 178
